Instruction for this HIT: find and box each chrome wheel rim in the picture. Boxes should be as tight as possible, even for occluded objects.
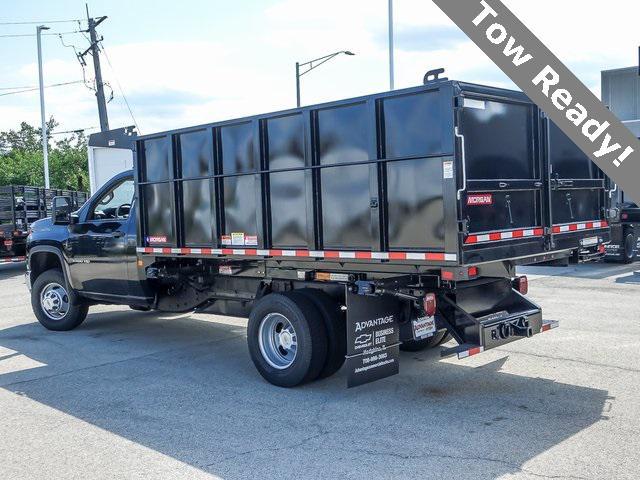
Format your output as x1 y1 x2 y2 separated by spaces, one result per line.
40 282 70 321
258 313 298 369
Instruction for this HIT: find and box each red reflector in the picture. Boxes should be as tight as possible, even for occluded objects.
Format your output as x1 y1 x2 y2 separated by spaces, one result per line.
621 213 629 220
423 293 437 317
598 244 606 254
441 270 455 281
468 266 478 277
514 276 528 295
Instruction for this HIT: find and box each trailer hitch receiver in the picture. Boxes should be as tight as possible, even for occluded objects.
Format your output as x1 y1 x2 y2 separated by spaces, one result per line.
495 316 533 340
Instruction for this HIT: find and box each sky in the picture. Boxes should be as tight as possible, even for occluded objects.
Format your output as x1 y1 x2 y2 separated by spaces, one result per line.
0 0 638 136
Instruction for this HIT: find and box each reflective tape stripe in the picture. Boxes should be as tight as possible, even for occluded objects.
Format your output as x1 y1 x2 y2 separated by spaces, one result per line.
552 220 608 234
136 247 457 262
465 227 544 244
458 346 485 359
0 256 26 263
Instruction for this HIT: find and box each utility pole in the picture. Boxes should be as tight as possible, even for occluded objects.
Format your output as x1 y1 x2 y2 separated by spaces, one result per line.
80 5 109 131
36 25 51 189
388 0 395 90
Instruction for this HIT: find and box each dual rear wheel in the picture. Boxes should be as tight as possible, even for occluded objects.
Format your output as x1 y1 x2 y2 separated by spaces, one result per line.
247 290 346 388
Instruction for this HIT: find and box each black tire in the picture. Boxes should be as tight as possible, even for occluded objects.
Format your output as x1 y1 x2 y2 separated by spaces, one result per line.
434 332 453 346
400 329 449 352
31 269 88 331
247 292 328 387
296 289 346 379
130 305 151 312
623 233 637 264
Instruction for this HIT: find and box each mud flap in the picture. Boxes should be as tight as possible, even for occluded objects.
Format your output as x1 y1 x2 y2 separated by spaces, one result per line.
345 289 401 388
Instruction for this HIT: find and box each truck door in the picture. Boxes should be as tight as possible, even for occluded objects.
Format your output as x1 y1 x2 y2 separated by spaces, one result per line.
546 121 607 242
458 95 544 252
67 177 135 297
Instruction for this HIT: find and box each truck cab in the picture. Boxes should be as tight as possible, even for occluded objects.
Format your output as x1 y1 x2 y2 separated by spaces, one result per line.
27 171 152 328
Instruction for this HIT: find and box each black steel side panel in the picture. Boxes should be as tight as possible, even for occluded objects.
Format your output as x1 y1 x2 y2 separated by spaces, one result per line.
136 82 456 262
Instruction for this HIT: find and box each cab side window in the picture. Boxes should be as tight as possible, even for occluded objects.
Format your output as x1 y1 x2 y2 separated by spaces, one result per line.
91 179 135 220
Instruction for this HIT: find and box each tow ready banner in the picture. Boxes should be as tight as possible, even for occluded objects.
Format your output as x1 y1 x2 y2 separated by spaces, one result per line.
433 0 640 201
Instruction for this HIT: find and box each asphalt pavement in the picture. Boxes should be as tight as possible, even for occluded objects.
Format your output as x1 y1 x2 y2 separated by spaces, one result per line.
0 261 639 479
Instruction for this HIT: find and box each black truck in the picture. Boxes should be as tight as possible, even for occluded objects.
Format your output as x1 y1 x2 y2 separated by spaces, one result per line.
605 187 639 263
26 75 610 388
1 185 87 263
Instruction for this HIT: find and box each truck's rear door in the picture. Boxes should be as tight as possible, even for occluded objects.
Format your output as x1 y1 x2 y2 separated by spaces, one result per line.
546 121 609 250
457 89 545 264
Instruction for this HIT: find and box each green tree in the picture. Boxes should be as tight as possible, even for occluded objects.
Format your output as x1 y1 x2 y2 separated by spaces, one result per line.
0 118 89 191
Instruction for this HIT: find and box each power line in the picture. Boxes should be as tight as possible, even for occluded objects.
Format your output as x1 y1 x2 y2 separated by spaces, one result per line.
100 43 141 133
0 85 35 90
0 19 82 25
0 80 85 97
57 34 94 92
50 126 98 135
0 30 81 38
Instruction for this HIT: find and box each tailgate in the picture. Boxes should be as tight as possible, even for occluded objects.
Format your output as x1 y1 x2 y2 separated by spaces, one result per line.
457 93 546 262
547 122 609 248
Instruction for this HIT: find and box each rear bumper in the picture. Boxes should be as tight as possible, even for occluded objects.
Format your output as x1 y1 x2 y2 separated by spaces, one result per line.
438 277 555 359
448 320 559 359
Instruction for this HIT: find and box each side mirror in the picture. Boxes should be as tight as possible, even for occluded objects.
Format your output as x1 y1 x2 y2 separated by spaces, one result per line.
52 196 73 225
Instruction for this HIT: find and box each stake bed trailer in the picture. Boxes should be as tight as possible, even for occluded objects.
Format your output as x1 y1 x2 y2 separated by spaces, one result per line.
0 185 87 258
28 74 609 387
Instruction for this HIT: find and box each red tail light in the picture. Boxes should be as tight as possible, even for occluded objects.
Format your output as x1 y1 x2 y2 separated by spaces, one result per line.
513 276 528 295
598 244 606 254
441 270 454 281
423 293 437 317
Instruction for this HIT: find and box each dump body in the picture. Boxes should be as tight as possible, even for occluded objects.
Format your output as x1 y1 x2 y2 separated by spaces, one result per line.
135 80 608 271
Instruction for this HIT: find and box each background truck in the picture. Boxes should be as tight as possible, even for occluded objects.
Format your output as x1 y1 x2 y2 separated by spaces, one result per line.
87 126 137 194
600 67 640 263
27 73 610 388
0 185 87 262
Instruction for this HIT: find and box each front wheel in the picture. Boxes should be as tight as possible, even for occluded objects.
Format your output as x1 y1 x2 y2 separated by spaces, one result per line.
31 269 88 331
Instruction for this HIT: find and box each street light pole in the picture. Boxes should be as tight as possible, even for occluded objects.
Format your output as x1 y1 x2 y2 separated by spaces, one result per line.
295 50 355 107
388 0 395 90
36 25 50 189
296 62 301 108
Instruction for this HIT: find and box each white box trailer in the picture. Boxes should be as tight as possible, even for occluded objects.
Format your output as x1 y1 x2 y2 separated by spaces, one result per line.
87 127 137 195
